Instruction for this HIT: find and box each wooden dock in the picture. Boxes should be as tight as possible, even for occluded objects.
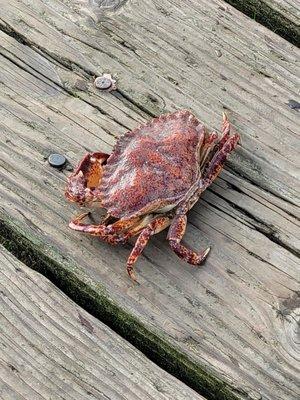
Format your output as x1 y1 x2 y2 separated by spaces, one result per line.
0 245 204 399
0 1 299 399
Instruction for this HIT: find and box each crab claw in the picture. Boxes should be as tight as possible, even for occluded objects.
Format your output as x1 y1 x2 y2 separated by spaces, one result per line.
65 152 109 205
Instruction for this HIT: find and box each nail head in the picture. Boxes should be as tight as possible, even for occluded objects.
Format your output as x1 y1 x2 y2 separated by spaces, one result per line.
94 74 117 91
94 76 112 90
48 153 66 168
287 99 300 110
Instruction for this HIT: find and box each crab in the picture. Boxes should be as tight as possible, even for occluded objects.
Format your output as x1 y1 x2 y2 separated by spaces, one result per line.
65 110 239 281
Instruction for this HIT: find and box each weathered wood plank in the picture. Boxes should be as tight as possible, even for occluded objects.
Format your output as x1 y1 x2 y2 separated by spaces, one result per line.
0 1 299 400
0 245 205 400
0 0 299 207
77 0 300 45
0 40 299 400
259 0 300 27
224 0 300 46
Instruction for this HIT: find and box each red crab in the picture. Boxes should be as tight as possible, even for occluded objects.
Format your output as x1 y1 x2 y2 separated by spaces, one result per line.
65 110 239 281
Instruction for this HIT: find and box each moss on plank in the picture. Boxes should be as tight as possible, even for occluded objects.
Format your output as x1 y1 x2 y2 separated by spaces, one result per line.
224 0 300 47
0 214 243 400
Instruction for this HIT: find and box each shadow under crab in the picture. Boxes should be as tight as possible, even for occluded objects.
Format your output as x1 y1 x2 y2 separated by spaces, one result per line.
65 110 240 281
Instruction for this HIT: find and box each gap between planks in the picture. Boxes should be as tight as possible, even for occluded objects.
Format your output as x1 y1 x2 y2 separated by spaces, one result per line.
0 1 299 400
0 45 299 399
0 244 205 400
67 0 300 46
223 0 300 47
0 0 299 207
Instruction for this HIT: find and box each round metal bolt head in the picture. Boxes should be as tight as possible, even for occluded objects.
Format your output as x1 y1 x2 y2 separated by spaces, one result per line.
94 74 117 91
48 153 66 168
95 76 112 90
287 99 300 110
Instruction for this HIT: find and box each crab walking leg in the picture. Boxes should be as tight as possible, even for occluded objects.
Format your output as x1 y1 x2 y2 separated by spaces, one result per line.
167 214 210 265
69 213 141 234
69 213 137 245
202 134 240 189
199 131 218 168
200 114 232 168
223 113 230 132
218 112 231 147
69 213 155 244
105 216 143 234
127 216 171 281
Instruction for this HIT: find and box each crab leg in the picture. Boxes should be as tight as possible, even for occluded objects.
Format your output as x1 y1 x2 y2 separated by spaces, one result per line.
69 213 155 245
218 112 231 148
127 216 171 281
105 216 143 234
69 213 134 244
70 214 140 233
167 214 210 265
199 114 232 169
199 131 218 168
202 133 239 189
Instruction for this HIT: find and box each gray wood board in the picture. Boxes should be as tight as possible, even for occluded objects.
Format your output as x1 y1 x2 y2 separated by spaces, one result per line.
256 0 300 26
0 245 205 400
223 0 300 46
0 0 299 207
0 1 299 399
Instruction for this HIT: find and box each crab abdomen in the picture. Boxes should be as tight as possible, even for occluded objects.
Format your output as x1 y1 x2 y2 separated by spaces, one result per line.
100 110 205 218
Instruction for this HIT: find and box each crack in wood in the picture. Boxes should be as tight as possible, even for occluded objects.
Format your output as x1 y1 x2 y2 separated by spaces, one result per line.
0 216 240 400
227 163 299 214
0 4 299 399
0 20 155 126
223 0 300 47
2 14 298 212
208 188 300 257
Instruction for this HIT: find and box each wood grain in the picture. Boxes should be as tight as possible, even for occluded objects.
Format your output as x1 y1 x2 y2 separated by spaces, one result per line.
259 0 300 27
0 1 299 399
224 0 300 46
0 0 299 208
0 245 205 400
